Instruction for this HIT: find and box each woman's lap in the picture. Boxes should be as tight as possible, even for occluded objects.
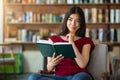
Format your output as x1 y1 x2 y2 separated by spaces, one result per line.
28 73 67 80
28 72 93 80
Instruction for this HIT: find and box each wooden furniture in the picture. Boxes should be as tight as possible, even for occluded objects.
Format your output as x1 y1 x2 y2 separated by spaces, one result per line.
0 43 16 76
3 0 120 45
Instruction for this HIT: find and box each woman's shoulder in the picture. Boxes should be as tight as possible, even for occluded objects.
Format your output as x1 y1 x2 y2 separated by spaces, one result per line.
80 37 95 49
78 37 94 45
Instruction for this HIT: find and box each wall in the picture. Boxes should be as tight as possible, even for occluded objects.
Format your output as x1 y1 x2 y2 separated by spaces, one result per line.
23 50 44 73
0 0 3 43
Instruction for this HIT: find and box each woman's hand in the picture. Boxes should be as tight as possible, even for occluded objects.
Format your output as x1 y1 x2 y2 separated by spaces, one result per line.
66 34 74 43
47 53 64 72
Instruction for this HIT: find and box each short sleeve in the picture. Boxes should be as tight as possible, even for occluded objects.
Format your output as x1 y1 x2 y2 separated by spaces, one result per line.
81 38 95 52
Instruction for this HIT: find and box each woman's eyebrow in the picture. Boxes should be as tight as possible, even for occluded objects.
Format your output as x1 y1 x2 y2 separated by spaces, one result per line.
68 17 72 19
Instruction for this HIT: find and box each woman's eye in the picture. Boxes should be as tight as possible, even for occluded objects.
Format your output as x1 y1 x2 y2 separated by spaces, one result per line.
68 18 72 21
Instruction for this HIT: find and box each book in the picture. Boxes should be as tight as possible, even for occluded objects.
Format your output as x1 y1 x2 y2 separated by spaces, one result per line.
110 9 115 23
91 8 97 23
21 28 27 42
36 40 76 58
98 28 104 42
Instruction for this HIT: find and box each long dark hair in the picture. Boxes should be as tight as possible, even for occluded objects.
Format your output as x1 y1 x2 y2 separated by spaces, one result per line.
59 5 86 37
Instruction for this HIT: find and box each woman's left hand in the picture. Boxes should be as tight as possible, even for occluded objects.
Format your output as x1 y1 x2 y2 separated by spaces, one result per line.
66 34 74 43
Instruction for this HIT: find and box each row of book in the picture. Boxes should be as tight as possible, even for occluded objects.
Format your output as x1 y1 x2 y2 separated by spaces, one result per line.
4 27 120 43
84 8 120 23
84 8 109 23
22 12 63 23
6 8 120 23
17 28 51 42
8 0 120 4
6 12 63 23
18 29 39 42
86 28 120 42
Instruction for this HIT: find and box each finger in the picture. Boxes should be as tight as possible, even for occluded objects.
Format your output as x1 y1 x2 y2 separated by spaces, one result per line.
54 54 64 62
54 54 63 60
52 53 56 58
54 56 64 65
56 56 64 62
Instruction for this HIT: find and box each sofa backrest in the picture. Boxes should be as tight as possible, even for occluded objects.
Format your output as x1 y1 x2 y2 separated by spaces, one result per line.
87 44 108 80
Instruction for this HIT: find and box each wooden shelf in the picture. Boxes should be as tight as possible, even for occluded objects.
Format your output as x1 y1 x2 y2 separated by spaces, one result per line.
5 22 111 28
5 3 109 6
5 22 120 28
6 22 112 25
3 1 120 45
98 42 120 46
6 22 62 25
5 3 120 6
3 41 120 46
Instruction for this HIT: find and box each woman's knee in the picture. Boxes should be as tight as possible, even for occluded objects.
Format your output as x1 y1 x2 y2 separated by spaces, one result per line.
72 72 92 80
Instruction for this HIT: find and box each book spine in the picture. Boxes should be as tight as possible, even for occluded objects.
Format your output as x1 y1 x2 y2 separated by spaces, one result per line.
32 0 36 4
98 9 103 23
105 9 109 23
110 9 115 23
91 29 97 40
37 13 41 23
85 28 90 37
91 8 97 23
98 28 104 42
115 9 119 23
110 28 114 42
117 29 120 42
17 28 21 41
79 0 83 3
99 0 103 3
33 12 37 23
22 0 28 4
28 30 33 42
84 8 89 23
67 0 74 4
110 0 114 3
29 12 33 23
115 0 119 3
94 0 99 3
25 12 30 23
89 0 93 3
84 0 88 3
21 28 27 42
74 0 79 4
114 29 117 41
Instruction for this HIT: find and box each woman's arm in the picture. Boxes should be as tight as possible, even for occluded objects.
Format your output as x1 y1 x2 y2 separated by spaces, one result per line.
67 34 91 68
72 43 91 68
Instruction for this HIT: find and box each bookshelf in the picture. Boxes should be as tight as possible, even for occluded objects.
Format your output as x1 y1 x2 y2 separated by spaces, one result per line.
3 0 120 45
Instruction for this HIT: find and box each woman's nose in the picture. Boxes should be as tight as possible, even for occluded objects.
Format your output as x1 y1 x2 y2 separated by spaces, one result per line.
71 20 76 25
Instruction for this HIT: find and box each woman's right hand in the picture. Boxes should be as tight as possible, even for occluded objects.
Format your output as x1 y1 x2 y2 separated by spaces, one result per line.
48 53 64 67
47 53 64 72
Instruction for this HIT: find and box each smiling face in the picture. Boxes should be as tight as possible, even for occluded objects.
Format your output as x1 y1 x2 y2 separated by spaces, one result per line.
67 14 80 34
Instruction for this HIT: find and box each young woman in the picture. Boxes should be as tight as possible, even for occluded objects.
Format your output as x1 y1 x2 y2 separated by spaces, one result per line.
28 5 95 80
